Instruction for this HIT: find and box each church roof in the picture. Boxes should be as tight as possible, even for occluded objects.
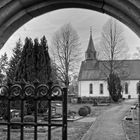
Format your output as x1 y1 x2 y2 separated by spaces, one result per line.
79 29 140 81
78 59 140 81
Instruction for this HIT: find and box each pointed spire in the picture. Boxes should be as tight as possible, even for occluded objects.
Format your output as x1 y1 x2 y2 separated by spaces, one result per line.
86 27 96 52
85 27 97 60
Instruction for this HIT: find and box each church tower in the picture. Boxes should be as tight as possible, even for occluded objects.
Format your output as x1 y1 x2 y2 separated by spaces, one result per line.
85 28 97 60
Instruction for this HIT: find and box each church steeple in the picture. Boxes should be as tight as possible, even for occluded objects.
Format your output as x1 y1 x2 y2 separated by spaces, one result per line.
85 27 97 60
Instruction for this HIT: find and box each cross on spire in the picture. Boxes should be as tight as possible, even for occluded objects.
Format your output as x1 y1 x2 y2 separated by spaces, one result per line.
90 26 92 36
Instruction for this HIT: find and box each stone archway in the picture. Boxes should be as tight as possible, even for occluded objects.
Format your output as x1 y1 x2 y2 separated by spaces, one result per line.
0 0 140 49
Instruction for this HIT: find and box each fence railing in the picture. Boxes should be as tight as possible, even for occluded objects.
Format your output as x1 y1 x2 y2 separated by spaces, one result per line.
0 81 67 140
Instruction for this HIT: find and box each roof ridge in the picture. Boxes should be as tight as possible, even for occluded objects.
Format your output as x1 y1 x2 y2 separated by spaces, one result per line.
99 59 140 62
78 59 140 81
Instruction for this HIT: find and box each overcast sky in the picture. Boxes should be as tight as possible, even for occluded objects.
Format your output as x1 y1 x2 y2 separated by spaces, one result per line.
0 8 140 59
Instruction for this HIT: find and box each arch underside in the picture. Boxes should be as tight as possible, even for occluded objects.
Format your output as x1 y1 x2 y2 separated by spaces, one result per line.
0 0 140 49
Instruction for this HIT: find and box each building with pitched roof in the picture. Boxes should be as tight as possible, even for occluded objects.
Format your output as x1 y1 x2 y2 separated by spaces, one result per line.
78 30 140 99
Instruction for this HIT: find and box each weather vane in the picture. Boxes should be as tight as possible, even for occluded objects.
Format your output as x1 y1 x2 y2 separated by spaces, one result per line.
89 26 97 36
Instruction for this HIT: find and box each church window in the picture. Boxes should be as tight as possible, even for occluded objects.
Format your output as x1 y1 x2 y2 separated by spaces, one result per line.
125 83 128 94
136 82 140 94
100 84 103 94
89 83 93 94
88 53 90 58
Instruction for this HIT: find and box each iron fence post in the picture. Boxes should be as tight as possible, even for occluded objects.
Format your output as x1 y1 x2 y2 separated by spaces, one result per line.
7 89 10 140
20 82 25 140
34 81 38 140
7 82 12 140
48 82 53 140
62 88 67 140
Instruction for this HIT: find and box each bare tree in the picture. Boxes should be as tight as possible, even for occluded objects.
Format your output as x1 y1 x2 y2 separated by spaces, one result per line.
51 23 81 88
99 18 129 76
99 18 129 101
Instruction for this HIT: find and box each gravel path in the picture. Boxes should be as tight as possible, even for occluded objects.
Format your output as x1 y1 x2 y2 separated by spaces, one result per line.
82 99 137 140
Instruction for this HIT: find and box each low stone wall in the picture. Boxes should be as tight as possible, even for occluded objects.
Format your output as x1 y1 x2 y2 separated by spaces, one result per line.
77 97 111 104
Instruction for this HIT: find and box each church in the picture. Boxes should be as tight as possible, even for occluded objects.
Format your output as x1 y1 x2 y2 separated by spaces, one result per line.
78 30 140 99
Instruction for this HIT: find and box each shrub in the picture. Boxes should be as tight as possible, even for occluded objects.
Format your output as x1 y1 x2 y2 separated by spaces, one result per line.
128 95 131 99
10 117 21 129
24 115 34 128
43 116 48 121
78 97 111 104
38 101 48 114
52 113 62 119
77 97 82 103
24 115 34 122
83 106 91 114
67 110 76 118
93 99 98 106
78 107 89 116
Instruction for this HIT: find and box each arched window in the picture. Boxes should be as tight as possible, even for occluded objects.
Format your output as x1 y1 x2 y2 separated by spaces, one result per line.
89 83 93 94
125 83 128 94
136 82 140 94
100 84 103 94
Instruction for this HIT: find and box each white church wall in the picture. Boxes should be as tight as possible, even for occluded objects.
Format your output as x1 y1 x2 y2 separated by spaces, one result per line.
122 80 139 98
79 80 139 98
78 80 109 97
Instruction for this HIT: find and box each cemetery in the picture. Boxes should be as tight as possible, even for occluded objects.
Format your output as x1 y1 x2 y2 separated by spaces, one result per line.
122 103 139 140
0 78 139 140
0 94 111 140
0 81 139 140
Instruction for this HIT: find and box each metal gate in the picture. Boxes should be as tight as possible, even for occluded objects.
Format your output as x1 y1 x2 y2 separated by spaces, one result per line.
0 81 67 140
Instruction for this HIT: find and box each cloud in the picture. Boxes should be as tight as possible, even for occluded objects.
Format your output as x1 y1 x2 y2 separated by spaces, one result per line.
0 8 139 59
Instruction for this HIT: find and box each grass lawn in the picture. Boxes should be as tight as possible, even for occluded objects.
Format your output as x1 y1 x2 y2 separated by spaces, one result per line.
0 103 111 140
123 107 139 140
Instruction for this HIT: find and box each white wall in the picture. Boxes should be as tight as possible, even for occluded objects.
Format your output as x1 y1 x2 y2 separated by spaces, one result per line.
122 80 139 98
78 80 109 97
78 80 139 98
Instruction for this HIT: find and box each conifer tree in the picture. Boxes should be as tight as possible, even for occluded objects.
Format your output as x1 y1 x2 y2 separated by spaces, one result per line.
0 53 8 119
0 53 8 85
15 37 34 82
6 38 23 82
107 73 122 102
15 36 51 83
15 36 52 114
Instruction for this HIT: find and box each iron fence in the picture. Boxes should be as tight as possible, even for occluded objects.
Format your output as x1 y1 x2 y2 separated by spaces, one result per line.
0 81 67 140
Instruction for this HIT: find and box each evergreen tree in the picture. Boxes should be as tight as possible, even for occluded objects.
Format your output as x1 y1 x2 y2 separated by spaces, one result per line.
5 39 23 110
15 36 52 114
0 53 8 119
39 36 51 82
107 73 122 102
15 37 34 82
15 36 51 83
0 53 8 85
6 38 23 82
